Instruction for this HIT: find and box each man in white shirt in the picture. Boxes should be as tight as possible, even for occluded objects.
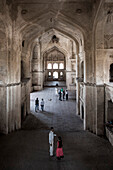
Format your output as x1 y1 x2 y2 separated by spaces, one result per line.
49 127 56 156
41 98 44 111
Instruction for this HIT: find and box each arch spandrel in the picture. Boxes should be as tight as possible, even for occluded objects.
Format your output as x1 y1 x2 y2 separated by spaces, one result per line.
43 46 68 60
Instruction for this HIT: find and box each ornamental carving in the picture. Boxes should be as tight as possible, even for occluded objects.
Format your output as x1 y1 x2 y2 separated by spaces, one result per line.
52 35 59 43
104 34 113 40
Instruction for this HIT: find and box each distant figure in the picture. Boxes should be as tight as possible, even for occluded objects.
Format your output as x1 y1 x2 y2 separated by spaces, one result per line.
61 88 63 93
66 90 68 100
63 90 65 100
40 98 44 111
56 136 64 160
35 98 39 112
58 89 62 101
49 127 56 157
56 83 58 86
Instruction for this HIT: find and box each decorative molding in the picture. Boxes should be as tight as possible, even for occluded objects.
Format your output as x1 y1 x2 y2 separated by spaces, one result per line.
52 35 59 43
104 34 113 40
84 82 105 87
77 81 105 87
0 82 21 87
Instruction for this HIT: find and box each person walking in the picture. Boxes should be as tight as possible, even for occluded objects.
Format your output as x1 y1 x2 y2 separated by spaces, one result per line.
63 90 65 100
40 98 44 111
35 98 39 112
58 89 62 101
56 136 64 160
66 89 68 100
49 127 56 157
61 88 63 93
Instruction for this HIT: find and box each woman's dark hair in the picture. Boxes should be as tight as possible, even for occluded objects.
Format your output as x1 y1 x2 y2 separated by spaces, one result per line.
58 136 61 140
58 136 62 148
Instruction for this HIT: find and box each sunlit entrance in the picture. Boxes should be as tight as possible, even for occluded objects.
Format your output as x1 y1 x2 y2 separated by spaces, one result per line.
44 48 66 83
53 71 58 79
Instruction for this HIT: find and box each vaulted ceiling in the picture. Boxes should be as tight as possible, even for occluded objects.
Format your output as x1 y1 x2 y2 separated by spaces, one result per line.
6 0 101 48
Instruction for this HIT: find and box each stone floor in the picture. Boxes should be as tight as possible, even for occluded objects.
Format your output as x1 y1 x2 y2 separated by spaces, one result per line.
0 87 113 170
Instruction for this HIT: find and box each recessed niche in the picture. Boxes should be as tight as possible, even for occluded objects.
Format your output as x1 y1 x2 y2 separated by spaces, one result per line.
21 9 28 15
76 9 82 14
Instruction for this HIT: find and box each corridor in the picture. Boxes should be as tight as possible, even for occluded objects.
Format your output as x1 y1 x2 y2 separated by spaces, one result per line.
0 87 113 170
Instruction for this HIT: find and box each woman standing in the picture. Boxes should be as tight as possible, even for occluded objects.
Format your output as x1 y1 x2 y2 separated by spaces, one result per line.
56 136 64 160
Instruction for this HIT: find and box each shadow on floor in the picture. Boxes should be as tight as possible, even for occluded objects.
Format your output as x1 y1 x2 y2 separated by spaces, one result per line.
22 113 49 130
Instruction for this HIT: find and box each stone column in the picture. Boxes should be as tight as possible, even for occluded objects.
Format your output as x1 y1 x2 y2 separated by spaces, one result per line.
84 84 96 132
6 26 21 133
96 85 105 136
84 83 105 135
76 54 80 115
0 86 7 134
7 84 21 133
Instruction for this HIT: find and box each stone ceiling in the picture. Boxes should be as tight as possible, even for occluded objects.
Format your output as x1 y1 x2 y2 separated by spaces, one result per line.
8 0 100 48
17 0 93 22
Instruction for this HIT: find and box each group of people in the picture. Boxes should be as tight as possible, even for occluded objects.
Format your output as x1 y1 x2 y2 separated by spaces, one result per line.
35 98 44 112
49 127 64 160
58 88 68 101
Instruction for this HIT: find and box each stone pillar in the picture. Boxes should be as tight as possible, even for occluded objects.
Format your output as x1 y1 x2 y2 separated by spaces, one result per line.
76 81 80 115
32 42 43 91
6 27 21 134
7 84 21 133
76 54 80 115
96 85 105 136
0 83 21 134
0 18 9 134
84 84 96 133
22 51 31 79
84 83 105 135
0 86 7 134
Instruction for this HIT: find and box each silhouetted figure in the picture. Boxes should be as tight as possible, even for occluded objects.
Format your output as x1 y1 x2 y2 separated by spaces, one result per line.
63 90 65 100
35 98 39 112
58 90 62 101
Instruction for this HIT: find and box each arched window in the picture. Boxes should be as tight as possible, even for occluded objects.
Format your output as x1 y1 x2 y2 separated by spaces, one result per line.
110 63 113 82
47 63 52 69
53 71 58 79
53 63 58 69
59 63 64 69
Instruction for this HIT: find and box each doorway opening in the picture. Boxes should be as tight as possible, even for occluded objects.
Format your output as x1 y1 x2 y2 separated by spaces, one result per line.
53 71 58 79
44 48 66 86
109 63 113 82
